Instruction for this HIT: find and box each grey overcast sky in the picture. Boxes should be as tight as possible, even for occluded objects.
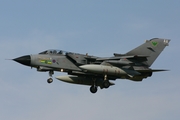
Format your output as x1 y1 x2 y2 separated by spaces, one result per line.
0 0 179 120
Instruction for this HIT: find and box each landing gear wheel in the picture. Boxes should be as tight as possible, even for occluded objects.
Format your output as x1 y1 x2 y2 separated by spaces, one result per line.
103 81 110 88
47 78 53 83
90 86 98 94
49 71 54 77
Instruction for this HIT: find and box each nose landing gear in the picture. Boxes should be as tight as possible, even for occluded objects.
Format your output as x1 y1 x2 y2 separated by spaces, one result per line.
47 78 53 83
47 71 54 84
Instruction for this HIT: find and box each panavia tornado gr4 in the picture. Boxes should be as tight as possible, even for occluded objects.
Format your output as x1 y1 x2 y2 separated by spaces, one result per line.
13 38 170 93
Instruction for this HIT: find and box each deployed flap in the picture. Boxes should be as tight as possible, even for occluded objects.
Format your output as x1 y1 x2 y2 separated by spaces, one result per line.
96 57 122 61
106 60 133 66
97 55 149 61
123 55 149 63
114 53 126 56
84 56 98 60
118 55 149 59
127 55 149 63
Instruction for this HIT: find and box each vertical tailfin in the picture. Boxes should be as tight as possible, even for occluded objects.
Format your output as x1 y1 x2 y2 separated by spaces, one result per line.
126 38 170 67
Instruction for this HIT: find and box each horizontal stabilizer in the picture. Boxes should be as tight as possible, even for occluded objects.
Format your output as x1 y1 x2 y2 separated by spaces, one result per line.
137 69 169 72
150 69 169 72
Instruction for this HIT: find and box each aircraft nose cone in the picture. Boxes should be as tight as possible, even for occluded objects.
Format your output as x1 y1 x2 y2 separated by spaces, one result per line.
13 55 31 66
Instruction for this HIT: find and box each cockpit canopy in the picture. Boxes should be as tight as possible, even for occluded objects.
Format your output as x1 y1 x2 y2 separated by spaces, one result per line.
39 49 68 55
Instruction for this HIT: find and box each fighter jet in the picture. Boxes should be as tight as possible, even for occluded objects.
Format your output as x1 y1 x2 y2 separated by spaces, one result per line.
13 38 170 93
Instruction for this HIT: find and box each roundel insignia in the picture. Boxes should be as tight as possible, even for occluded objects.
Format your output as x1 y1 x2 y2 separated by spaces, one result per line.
53 59 56 63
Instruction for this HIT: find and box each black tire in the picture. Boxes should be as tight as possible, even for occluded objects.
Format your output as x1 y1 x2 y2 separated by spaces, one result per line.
103 81 110 88
47 78 53 83
90 86 97 93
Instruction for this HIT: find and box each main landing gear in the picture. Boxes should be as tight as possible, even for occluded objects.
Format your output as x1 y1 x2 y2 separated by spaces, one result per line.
90 85 98 93
103 80 110 88
89 75 111 94
102 74 110 88
90 78 98 94
47 71 54 83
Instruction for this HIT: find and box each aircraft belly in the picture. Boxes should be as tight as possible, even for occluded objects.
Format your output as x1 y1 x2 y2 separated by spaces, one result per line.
56 76 99 86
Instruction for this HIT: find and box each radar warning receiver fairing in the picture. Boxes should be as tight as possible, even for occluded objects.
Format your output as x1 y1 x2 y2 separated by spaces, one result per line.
12 38 170 93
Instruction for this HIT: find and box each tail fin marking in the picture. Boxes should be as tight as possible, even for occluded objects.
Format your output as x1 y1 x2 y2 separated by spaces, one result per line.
126 38 170 67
